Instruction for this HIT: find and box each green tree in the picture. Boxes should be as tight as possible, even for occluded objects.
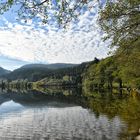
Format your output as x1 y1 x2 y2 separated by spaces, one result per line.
99 0 140 49
99 0 140 89
0 0 93 27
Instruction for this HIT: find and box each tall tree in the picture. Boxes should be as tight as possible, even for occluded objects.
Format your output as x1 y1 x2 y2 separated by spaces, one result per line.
99 0 140 50
99 0 140 88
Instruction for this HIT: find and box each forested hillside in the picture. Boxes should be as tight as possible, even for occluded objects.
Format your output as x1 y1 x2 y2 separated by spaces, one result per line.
0 59 99 88
21 63 78 69
82 0 140 91
0 67 10 76
1 63 79 81
83 37 140 91
83 48 140 91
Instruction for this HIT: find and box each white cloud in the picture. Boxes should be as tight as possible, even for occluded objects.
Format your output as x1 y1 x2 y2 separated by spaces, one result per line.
0 4 111 66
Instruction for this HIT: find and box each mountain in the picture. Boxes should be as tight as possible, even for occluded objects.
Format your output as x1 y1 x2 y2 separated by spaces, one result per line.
2 63 79 81
21 63 78 69
0 67 10 76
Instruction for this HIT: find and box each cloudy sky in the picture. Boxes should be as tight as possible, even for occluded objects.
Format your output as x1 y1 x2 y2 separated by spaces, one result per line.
0 0 110 70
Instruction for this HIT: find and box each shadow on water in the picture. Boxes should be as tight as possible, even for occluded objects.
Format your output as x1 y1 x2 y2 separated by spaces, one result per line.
0 87 140 140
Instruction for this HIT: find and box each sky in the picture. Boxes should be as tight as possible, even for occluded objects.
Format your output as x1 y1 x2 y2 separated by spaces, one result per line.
0 0 110 70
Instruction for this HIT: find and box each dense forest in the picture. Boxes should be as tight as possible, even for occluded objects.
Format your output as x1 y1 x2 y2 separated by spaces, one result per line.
83 0 140 92
0 53 139 92
0 60 95 88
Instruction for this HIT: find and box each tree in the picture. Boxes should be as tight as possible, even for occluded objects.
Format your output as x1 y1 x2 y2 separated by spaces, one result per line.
99 0 140 49
0 0 96 27
98 0 140 89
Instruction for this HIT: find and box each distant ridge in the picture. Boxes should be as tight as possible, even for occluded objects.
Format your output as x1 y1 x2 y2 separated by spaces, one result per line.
21 63 79 69
1 63 79 81
0 67 11 76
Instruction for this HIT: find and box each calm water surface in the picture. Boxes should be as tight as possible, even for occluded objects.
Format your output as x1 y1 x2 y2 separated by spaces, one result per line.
0 88 140 140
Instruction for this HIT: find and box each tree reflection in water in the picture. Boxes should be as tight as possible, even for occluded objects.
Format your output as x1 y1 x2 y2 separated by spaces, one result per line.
0 87 140 140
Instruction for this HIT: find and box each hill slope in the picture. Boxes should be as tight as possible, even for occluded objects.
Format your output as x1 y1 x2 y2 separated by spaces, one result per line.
0 67 10 76
21 63 78 69
2 63 79 81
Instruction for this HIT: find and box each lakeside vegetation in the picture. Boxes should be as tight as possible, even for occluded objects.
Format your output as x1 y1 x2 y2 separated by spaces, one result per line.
0 53 139 93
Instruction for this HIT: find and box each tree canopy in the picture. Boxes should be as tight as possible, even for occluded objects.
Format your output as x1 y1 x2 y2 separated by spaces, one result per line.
99 0 140 49
1 0 139 43
0 0 98 27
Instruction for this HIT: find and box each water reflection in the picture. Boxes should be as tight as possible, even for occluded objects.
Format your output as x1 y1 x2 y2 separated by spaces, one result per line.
0 88 140 140
0 100 24 115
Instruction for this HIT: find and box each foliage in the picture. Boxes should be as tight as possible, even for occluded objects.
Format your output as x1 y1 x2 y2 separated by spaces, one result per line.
83 56 119 90
99 0 140 48
34 75 76 87
82 0 140 90
0 78 32 89
83 51 140 90
115 38 140 88
0 0 97 27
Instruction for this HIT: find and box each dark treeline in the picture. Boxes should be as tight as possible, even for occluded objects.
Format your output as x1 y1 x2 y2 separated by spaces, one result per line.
2 64 84 82
0 59 99 88
0 79 32 89
0 53 139 92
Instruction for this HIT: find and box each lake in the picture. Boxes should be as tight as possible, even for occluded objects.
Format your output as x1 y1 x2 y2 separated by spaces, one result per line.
0 88 140 140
